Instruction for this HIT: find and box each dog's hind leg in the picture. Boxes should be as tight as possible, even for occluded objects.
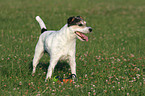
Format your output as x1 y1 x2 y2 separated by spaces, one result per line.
32 41 44 76
45 56 60 82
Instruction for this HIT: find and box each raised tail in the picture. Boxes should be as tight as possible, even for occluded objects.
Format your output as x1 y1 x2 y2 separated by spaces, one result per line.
36 16 47 33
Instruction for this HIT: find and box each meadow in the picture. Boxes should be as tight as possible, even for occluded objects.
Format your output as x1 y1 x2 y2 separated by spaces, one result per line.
0 0 145 95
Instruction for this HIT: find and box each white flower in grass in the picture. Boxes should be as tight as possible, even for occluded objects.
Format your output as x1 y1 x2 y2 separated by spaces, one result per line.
88 92 91 96
13 88 16 90
130 54 134 57
117 58 121 62
19 81 22 85
136 74 140 77
85 74 87 78
121 87 124 90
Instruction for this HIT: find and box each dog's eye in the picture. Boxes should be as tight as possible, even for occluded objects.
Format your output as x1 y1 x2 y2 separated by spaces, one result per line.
78 24 83 26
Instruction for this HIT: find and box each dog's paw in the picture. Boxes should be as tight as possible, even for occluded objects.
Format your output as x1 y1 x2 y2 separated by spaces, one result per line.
71 74 78 82
45 79 49 82
32 73 35 77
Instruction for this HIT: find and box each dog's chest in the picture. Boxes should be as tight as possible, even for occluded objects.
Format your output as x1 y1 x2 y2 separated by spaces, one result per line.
45 38 76 57
59 45 74 60
60 41 75 55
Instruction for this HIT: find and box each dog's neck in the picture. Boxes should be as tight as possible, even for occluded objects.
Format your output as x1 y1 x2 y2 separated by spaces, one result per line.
58 24 76 42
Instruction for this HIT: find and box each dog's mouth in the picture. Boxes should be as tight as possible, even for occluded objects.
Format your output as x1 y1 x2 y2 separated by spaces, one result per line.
75 31 88 41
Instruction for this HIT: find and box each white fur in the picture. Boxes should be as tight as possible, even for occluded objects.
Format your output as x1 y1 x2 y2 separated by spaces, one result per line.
32 16 91 81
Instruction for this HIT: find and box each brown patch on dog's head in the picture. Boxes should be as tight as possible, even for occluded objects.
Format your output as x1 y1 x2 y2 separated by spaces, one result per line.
67 16 84 27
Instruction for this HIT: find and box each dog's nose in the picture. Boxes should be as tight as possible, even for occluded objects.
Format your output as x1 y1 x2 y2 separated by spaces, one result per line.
89 28 92 32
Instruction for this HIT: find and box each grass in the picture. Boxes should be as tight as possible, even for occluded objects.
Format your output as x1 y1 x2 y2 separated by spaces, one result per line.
0 0 145 95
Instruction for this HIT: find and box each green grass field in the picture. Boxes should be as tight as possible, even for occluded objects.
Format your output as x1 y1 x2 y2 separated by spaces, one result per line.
0 0 145 95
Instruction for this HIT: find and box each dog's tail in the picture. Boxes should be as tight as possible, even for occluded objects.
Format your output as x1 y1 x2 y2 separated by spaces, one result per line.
36 16 47 33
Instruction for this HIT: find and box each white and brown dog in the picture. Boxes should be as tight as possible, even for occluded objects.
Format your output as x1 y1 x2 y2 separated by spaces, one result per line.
32 16 92 81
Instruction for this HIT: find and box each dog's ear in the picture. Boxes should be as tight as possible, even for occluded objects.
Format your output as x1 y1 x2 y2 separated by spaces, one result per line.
67 16 75 27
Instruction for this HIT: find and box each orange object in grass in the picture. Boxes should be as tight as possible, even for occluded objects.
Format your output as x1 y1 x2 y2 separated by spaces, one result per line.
63 79 72 83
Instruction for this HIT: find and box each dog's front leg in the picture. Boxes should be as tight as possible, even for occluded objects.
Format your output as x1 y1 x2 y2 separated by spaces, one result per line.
69 57 76 76
69 57 78 81
45 57 59 82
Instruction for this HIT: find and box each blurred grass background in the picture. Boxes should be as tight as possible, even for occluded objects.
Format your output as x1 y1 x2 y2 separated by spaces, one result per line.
0 0 145 95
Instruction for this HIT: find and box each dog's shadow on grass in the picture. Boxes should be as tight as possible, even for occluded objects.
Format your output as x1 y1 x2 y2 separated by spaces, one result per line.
29 61 70 75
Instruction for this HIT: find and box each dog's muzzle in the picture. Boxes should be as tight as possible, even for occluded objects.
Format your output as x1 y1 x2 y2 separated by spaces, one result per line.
75 27 92 41
75 31 88 41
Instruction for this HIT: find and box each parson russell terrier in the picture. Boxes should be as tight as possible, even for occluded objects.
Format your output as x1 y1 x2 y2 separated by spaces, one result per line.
32 16 92 82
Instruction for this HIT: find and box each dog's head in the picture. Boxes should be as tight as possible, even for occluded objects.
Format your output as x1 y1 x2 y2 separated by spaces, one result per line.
67 16 92 41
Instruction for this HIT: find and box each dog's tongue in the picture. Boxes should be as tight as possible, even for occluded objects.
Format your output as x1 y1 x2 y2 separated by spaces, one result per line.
81 33 88 41
76 32 88 41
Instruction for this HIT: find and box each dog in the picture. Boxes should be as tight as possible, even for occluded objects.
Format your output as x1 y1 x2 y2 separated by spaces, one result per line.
32 16 92 81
